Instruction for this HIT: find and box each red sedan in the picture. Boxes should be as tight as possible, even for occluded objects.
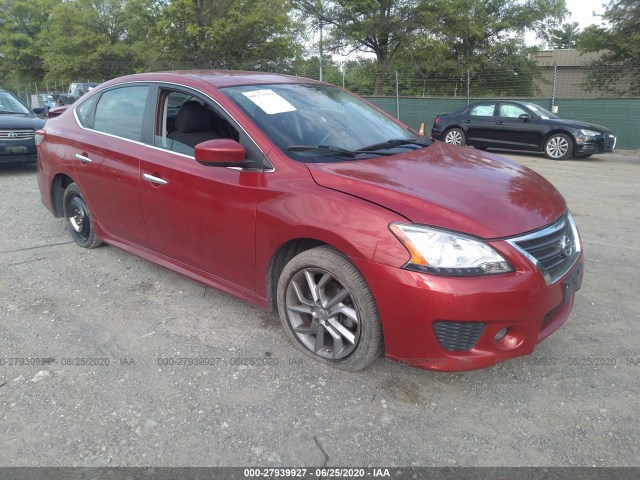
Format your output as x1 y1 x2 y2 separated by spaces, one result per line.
36 71 583 371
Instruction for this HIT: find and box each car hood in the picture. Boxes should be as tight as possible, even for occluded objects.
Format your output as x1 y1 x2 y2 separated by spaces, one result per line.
305 142 566 239
544 118 613 134
0 114 45 129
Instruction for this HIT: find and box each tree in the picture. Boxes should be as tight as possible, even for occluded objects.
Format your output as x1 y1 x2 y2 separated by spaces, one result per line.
42 0 141 83
290 0 335 80
543 21 580 49
327 0 423 95
0 0 60 89
151 0 301 71
579 0 640 94
423 0 566 68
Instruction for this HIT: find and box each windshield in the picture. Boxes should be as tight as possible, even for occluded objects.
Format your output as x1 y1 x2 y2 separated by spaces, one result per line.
0 91 30 114
221 83 429 162
524 102 559 120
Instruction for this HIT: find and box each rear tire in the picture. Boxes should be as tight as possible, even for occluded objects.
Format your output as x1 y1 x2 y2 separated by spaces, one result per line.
444 128 466 146
276 246 383 371
544 133 573 160
63 183 103 249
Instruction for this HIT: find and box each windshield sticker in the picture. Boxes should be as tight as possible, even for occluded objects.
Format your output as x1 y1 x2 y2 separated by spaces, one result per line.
242 89 296 114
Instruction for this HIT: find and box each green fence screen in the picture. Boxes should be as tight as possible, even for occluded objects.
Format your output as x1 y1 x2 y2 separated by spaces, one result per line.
365 97 640 150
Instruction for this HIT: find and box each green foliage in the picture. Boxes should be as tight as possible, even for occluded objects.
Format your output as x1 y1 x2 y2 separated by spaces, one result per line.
0 0 60 88
542 21 580 49
42 0 140 83
150 0 301 71
579 0 640 94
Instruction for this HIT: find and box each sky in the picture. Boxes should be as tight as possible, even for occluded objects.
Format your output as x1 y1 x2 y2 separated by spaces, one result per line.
565 0 607 29
525 0 607 46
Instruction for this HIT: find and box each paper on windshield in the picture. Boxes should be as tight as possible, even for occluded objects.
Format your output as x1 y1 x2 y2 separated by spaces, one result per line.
242 89 296 115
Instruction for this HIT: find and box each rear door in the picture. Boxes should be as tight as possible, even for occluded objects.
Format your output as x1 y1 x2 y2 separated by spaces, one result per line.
463 102 498 147
68 85 152 246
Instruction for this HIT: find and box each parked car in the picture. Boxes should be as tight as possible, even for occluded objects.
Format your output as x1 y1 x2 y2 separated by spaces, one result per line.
29 93 56 117
431 100 616 160
36 72 583 371
0 89 46 164
68 82 99 100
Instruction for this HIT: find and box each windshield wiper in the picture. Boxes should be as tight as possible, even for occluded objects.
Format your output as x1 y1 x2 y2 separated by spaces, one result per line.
0 111 28 115
358 138 431 152
288 144 395 157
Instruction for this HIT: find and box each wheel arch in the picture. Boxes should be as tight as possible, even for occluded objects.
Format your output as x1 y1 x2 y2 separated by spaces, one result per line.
51 173 76 217
266 238 329 312
543 129 576 149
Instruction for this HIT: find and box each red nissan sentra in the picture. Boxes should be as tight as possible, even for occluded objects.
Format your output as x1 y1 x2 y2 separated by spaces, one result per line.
36 71 584 371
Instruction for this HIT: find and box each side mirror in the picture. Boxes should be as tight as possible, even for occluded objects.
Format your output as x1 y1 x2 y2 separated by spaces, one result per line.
195 139 246 166
32 107 45 117
518 113 531 121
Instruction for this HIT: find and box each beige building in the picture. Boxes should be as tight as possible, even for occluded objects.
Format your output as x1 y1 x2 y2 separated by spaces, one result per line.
529 49 626 98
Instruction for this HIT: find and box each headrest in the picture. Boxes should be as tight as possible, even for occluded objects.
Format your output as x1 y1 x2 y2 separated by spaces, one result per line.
175 101 214 133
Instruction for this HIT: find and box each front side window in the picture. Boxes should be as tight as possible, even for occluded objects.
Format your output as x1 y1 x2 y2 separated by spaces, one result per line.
221 83 427 163
499 104 528 118
154 90 239 156
523 102 559 120
93 86 149 141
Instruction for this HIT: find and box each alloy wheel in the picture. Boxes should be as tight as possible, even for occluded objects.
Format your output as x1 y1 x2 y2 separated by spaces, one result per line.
284 268 360 360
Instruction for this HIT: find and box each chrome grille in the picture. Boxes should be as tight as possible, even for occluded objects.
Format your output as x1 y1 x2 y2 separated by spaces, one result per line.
0 129 35 140
507 212 581 285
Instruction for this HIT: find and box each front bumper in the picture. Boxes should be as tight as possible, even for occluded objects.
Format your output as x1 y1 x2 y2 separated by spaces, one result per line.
0 141 37 164
353 249 584 372
575 134 616 155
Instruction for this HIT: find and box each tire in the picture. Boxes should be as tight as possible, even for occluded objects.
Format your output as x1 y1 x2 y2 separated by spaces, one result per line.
62 183 103 249
276 246 383 371
444 128 466 146
544 133 573 160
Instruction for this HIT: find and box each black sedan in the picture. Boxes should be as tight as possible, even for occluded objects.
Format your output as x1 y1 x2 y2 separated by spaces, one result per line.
431 100 616 160
0 89 46 165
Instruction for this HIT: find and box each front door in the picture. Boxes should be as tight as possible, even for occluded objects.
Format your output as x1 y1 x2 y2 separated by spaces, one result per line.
139 87 263 289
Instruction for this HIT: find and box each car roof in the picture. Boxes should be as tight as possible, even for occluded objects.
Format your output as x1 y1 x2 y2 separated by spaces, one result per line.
96 70 323 90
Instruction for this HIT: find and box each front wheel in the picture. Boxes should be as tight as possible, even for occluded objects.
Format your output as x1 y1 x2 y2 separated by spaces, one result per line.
276 246 383 371
544 133 573 160
444 128 466 146
63 183 102 249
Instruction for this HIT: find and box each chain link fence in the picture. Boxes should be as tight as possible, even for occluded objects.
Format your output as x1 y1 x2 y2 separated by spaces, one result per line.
8 62 639 148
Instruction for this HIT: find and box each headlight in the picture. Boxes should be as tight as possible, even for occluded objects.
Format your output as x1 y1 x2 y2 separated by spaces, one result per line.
389 223 513 276
580 129 600 136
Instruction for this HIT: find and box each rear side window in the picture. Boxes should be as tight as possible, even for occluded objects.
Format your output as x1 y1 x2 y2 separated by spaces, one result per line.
75 94 99 127
93 86 149 141
468 104 496 116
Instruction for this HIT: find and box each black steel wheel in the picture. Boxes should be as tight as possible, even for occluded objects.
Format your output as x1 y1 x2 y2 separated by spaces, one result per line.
63 183 102 249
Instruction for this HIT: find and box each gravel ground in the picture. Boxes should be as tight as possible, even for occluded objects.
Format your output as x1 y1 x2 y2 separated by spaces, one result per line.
0 151 638 467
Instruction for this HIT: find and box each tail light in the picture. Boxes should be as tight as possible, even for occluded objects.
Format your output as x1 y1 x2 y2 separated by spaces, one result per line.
35 129 46 147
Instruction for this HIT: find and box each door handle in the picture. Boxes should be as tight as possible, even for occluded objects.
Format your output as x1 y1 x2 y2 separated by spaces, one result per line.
496 121 504 125
75 153 92 163
143 173 168 185
463 120 471 124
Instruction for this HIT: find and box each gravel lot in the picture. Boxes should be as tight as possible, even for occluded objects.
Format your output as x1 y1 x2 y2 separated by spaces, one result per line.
0 151 638 467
